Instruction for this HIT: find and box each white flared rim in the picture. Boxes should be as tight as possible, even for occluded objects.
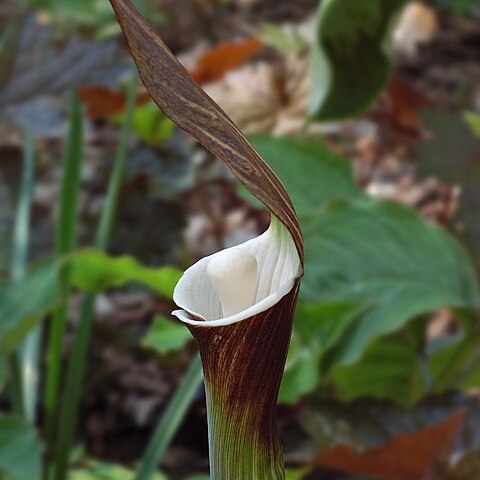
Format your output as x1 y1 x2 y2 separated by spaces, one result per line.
172 217 302 327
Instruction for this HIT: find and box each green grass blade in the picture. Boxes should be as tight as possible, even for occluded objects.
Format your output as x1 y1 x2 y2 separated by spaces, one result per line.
51 293 95 480
55 93 84 254
135 354 203 480
11 119 35 281
44 92 84 460
11 116 36 420
95 66 138 249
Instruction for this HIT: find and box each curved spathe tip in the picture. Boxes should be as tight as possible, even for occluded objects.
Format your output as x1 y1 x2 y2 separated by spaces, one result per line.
172 217 302 328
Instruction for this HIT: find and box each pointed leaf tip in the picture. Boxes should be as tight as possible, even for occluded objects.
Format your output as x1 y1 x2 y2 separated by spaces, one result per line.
108 0 303 263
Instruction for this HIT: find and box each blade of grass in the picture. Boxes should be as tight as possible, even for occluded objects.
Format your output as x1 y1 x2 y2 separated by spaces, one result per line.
51 65 139 480
10 113 36 420
135 354 203 480
10 113 35 281
43 92 83 462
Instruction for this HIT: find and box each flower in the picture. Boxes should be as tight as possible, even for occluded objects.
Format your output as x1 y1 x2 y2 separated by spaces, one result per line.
173 217 302 326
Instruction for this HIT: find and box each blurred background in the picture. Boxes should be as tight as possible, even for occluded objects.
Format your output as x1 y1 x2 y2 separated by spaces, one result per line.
1 0 480 479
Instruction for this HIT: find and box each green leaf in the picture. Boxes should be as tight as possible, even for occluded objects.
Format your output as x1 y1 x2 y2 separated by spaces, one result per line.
0 415 42 480
0 261 61 353
71 249 182 299
330 332 425 407
279 323 320 405
130 102 175 146
0 251 182 354
279 301 365 404
463 111 480 138
246 136 479 401
260 23 306 53
248 136 363 216
302 199 480 365
113 101 175 146
310 0 407 120
285 468 311 480
428 331 480 392
69 459 166 480
141 315 192 355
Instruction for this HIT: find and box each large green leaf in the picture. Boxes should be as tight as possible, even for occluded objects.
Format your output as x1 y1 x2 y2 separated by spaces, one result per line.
0 416 42 480
249 136 363 216
247 136 480 401
279 301 365 404
330 332 425 407
71 249 182 298
302 199 480 365
310 0 407 120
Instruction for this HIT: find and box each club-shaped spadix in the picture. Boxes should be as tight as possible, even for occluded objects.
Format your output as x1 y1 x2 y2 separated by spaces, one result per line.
207 247 258 317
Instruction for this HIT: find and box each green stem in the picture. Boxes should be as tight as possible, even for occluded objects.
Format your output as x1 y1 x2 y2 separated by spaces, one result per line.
51 66 138 480
135 354 203 480
44 93 84 465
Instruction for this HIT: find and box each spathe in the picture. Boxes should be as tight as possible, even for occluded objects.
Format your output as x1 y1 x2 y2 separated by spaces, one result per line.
172 219 301 479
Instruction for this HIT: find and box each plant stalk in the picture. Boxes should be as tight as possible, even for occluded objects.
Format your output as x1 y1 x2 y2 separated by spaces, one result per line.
43 92 84 466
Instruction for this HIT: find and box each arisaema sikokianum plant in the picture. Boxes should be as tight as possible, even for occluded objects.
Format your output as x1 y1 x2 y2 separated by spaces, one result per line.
109 0 304 478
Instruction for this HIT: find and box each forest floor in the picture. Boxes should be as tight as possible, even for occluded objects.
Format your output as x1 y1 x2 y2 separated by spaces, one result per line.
1 1 480 479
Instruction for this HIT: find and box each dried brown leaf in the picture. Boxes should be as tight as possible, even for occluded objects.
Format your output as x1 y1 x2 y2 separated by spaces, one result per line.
79 85 150 120
190 38 263 85
313 411 464 480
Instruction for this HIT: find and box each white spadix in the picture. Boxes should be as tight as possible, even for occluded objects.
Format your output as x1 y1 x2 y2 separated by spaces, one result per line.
206 247 258 317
